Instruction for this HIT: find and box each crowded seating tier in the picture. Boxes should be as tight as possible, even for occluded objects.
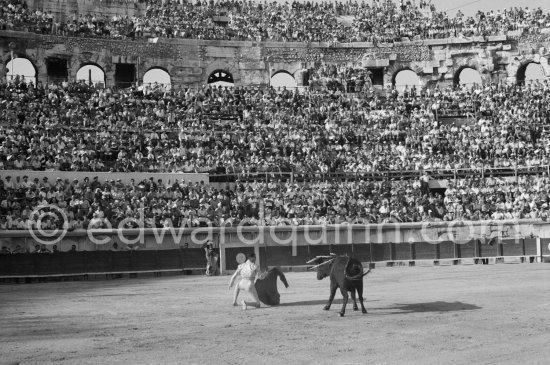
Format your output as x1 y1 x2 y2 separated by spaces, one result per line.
1 0 549 43
2 173 550 232
1 76 549 175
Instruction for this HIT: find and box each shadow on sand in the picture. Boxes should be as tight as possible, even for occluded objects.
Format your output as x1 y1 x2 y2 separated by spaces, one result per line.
280 299 377 307
372 301 481 314
280 300 480 313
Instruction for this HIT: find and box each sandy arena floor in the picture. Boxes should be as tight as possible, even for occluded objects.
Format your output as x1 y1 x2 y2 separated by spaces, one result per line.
1 264 550 365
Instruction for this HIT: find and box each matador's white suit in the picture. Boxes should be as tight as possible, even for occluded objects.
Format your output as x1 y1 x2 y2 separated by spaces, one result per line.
229 259 262 309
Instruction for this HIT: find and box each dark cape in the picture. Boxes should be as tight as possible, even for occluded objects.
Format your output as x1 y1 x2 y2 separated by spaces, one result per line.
254 267 289 305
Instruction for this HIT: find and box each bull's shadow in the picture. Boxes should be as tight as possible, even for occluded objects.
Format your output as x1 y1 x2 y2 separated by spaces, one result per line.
372 301 481 314
280 299 377 307
281 300 480 313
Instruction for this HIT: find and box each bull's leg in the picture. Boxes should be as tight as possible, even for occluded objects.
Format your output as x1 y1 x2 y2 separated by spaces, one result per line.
357 283 367 314
350 289 359 311
339 287 349 317
324 282 338 311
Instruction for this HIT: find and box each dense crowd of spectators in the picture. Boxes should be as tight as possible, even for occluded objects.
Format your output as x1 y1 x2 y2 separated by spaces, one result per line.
2 0 550 42
2 76 550 175
2 173 550 233
352 2 550 42
308 64 373 92
1 73 550 228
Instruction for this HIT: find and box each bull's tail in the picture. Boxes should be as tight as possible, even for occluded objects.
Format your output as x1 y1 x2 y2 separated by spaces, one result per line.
345 268 371 281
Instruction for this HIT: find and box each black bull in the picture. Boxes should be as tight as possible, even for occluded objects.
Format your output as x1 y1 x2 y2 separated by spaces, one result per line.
255 267 289 306
309 255 371 317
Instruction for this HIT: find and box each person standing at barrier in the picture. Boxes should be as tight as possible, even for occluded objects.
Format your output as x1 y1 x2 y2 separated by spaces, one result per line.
203 241 219 276
228 253 264 310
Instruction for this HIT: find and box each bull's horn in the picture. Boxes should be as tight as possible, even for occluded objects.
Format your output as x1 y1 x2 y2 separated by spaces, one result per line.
306 257 321 264
305 255 336 264
308 258 335 270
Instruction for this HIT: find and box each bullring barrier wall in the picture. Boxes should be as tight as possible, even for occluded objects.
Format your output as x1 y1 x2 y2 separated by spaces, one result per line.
1 220 550 278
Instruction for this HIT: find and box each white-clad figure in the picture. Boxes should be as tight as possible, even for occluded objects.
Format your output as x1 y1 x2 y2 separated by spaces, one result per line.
228 253 264 310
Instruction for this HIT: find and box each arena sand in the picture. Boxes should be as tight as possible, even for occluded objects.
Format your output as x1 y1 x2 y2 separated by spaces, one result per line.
1 264 550 365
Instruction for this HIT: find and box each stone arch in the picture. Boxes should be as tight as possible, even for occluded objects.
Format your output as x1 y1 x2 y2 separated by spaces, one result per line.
76 63 106 86
385 63 422 87
271 69 294 77
208 69 235 86
68 51 111 85
516 61 546 85
203 61 240 86
270 70 297 89
4 56 38 84
267 61 303 77
142 66 172 89
453 66 482 88
391 68 421 92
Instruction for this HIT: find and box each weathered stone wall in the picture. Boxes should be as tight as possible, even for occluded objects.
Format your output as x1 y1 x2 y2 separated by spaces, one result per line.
1 30 550 88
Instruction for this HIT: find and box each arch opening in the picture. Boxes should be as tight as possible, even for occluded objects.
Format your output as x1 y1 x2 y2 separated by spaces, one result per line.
454 67 482 88
270 71 297 89
517 62 545 86
46 57 68 83
143 67 171 90
208 69 234 87
76 64 106 87
115 63 136 89
393 69 421 93
5 57 36 84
